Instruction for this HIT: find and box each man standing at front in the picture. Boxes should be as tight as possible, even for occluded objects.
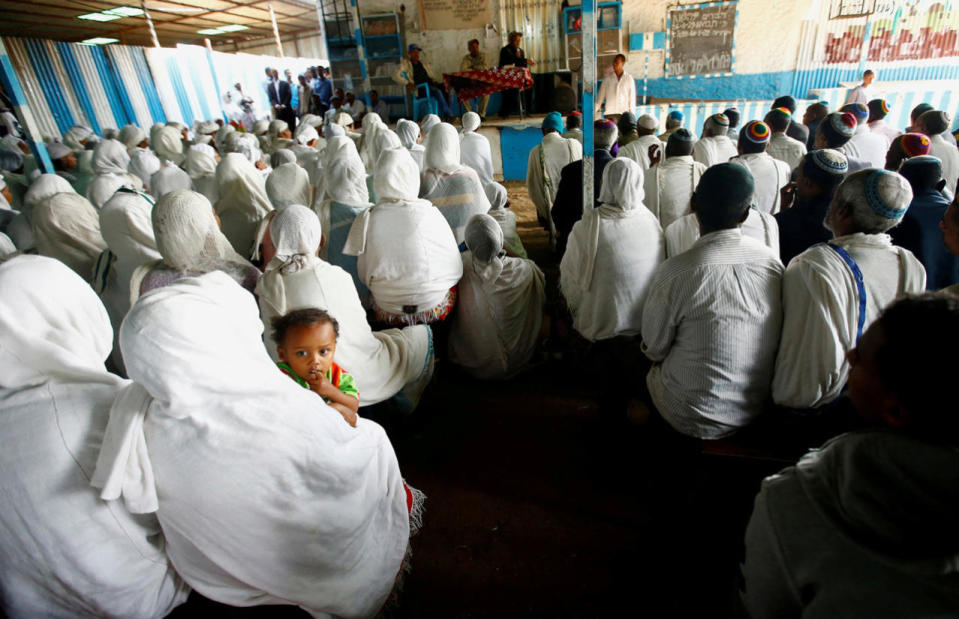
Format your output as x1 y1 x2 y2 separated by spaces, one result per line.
595 54 635 124
642 163 784 439
267 68 296 131
460 39 490 119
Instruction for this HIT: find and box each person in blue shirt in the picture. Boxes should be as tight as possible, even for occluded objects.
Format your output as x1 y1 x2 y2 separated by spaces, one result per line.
312 67 332 115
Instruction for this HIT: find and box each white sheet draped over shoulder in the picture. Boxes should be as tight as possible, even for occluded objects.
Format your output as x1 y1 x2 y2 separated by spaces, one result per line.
256 205 433 407
459 112 494 185
0 255 188 618
345 148 463 315
560 158 665 341
420 123 490 243
664 209 780 259
214 153 273 258
31 180 107 281
93 270 410 617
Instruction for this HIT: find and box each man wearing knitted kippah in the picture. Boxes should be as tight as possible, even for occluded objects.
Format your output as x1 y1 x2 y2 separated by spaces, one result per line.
765 108 807 172
732 120 791 215
772 96 810 145
525 112 584 233
773 168 926 410
618 114 661 170
776 149 848 266
643 128 706 230
841 103 889 169
885 132 931 171
917 110 959 197
866 99 900 143
814 112 870 173
693 114 737 168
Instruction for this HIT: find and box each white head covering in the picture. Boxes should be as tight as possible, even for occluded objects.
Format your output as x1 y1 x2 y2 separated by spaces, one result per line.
424 123 464 175
87 174 136 210
128 148 161 187
92 139 132 176
214 123 234 151
63 125 93 152
420 114 441 136
185 144 217 179
152 189 247 271
268 120 289 140
213 154 273 255
464 212 504 263
396 119 421 149
324 123 345 139
268 203 321 274
99 190 160 274
253 119 269 136
323 137 369 206
148 123 164 149
295 115 322 138
462 112 481 133
151 165 193 199
484 182 508 211
25 173 75 213
46 140 71 160
372 130 403 168
118 124 146 150
101 128 119 141
295 124 319 145
91 270 410 617
265 163 311 208
0 231 16 257
31 191 106 280
152 126 185 165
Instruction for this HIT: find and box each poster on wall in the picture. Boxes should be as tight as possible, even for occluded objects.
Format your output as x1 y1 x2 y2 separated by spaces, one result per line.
420 0 490 30
665 1 738 78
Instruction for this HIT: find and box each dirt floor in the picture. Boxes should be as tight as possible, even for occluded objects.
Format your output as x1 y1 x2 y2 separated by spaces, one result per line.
170 181 785 619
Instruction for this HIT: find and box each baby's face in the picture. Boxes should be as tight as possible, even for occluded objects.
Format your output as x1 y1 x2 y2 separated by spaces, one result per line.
277 322 337 380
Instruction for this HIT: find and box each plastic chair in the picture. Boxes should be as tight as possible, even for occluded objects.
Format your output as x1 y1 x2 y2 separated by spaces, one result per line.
412 82 438 121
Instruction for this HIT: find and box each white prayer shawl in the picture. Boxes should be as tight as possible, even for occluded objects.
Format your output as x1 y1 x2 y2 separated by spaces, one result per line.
396 119 426 170
641 229 784 439
449 218 545 379
265 162 311 208
665 210 781 260
87 172 138 210
743 430 959 619
929 133 959 196
485 182 527 258
128 147 161 191
255 205 433 405
560 158 665 342
152 126 185 165
642 155 706 229
618 134 662 170
0 255 189 618
89 139 144 204
150 164 193 199
766 132 807 171
344 148 463 315
421 123 491 243
460 115 494 185
62 125 92 152
312 136 368 251
693 135 738 168
95 191 161 365
184 145 219 204
843 124 889 169
733 152 791 214
118 124 146 151
93 270 411 617
772 232 926 409
32 190 106 281
525 132 583 223
214 153 274 257
93 138 134 176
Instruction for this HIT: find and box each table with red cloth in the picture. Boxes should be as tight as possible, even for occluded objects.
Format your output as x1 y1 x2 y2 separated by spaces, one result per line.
442 67 533 102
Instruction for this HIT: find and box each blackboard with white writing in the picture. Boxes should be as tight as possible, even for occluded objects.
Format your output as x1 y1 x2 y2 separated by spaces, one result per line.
667 1 737 77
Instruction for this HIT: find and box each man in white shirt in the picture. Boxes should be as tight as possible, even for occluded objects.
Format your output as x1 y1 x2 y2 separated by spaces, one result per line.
732 120 791 214
693 113 737 168
618 114 662 170
526 112 583 230
843 69 874 106
643 128 706 229
918 110 959 196
642 162 785 439
658 110 684 142
841 102 889 169
344 92 365 119
765 107 807 171
562 111 583 143
772 168 926 410
595 54 635 123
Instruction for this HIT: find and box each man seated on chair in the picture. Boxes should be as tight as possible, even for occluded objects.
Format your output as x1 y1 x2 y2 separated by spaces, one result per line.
460 39 490 120
393 44 453 121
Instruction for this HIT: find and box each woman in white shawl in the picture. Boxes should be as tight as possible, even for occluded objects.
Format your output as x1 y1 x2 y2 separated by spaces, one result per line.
185 143 219 204
360 113 386 172
128 147 160 193
315 136 373 300
94 269 418 616
345 148 463 326
267 119 295 154
560 158 665 342
118 124 146 151
92 189 161 370
152 125 185 166
214 152 273 257
13 172 74 251
130 189 260 301
449 213 545 379
420 122 490 243
256 204 434 408
396 118 426 170
265 161 311 209
31 176 107 281
62 124 94 152
420 113 440 137
0 255 189 618
87 139 143 209
485 181 527 258
459 112 494 185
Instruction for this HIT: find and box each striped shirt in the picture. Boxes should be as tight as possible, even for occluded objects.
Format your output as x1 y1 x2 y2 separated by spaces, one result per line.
641 228 784 439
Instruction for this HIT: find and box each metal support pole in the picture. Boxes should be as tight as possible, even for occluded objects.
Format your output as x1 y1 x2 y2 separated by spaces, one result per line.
581 0 596 215
141 0 161 48
0 39 53 173
270 5 285 57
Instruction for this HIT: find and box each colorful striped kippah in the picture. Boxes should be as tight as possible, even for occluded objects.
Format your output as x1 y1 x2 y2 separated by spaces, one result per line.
772 107 792 117
863 169 910 220
809 149 848 175
880 99 890 114
668 110 684 121
743 120 771 144
842 102 869 120
829 112 858 137
900 132 932 157
711 113 730 126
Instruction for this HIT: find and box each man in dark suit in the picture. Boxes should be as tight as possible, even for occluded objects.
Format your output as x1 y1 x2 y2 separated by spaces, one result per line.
551 119 618 254
497 31 534 119
267 68 296 130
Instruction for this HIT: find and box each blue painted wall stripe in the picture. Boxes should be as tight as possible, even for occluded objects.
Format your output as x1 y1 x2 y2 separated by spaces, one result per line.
55 41 101 134
0 48 54 172
165 56 194 126
89 46 130 127
185 56 212 120
204 46 227 122
130 47 166 124
24 39 75 132
102 48 137 127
